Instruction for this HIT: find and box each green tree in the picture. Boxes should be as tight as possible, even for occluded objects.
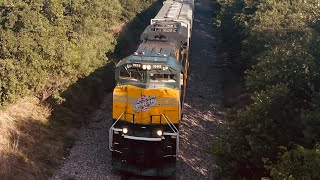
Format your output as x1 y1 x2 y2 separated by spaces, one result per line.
213 0 320 179
0 0 148 105
270 145 320 180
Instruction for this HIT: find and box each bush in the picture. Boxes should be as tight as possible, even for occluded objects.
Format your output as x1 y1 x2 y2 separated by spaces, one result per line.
270 145 320 180
213 1 320 179
0 0 156 106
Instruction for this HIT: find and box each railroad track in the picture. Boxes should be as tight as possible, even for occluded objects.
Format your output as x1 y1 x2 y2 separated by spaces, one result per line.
51 0 223 179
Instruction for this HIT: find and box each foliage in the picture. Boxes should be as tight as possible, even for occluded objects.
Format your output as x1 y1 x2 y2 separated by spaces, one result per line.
270 145 320 180
0 0 155 105
119 0 155 20
213 0 320 179
0 0 159 179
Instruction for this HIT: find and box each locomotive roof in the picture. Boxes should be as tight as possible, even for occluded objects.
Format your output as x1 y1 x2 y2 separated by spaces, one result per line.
116 41 182 72
140 21 188 44
134 41 178 58
151 0 194 43
154 0 193 20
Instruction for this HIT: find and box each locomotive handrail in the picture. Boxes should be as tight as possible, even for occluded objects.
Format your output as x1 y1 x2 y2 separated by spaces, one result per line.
161 114 178 133
110 113 179 152
109 112 125 151
161 114 179 152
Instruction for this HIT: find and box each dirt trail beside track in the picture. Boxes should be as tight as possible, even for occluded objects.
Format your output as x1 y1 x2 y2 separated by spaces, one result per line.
52 0 223 179
177 0 223 179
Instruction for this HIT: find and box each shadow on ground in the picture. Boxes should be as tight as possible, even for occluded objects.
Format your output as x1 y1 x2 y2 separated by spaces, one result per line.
46 0 163 136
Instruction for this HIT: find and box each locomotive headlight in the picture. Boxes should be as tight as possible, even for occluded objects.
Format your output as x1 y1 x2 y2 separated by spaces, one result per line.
142 65 147 70
162 66 168 70
147 65 152 70
156 130 163 136
122 128 128 134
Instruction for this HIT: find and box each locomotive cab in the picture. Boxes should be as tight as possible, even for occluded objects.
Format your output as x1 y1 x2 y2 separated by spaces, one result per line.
115 55 183 89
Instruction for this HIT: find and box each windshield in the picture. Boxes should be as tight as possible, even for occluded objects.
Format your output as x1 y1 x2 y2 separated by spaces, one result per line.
150 73 176 83
119 67 145 82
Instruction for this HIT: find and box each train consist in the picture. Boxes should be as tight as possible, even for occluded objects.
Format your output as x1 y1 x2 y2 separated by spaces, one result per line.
109 0 194 176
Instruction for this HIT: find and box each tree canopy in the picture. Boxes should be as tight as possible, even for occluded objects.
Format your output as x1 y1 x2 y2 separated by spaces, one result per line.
0 0 155 105
213 0 320 179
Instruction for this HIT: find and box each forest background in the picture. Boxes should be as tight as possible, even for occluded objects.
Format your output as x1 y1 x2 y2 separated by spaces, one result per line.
212 0 320 179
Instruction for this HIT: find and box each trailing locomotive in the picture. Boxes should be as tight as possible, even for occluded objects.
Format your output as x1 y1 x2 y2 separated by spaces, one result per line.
109 0 194 176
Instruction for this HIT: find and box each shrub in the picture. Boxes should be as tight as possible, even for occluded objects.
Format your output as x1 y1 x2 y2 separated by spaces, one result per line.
213 1 320 179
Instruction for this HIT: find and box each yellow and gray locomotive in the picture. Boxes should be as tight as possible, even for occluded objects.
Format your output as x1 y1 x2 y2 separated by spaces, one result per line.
109 0 194 176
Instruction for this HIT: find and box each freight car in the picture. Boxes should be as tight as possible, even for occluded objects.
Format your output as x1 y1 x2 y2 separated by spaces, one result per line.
109 0 194 176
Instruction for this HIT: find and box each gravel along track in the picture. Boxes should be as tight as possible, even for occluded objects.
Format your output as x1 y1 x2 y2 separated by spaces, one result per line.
51 0 223 179
177 0 223 179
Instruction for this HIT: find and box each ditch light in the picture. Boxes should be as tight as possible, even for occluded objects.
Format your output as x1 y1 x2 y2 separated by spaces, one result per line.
122 127 128 134
157 130 163 136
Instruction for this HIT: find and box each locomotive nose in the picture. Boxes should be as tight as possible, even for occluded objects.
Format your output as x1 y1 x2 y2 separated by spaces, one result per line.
113 85 180 124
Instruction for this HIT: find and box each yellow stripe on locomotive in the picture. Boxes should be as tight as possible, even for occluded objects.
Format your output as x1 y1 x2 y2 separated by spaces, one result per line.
113 85 180 124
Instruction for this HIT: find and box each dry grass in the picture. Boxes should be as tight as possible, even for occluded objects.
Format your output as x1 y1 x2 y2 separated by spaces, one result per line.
0 97 67 180
112 22 126 36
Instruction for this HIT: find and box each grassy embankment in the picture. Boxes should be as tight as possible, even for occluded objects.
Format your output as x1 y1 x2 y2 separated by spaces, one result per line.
0 0 162 179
